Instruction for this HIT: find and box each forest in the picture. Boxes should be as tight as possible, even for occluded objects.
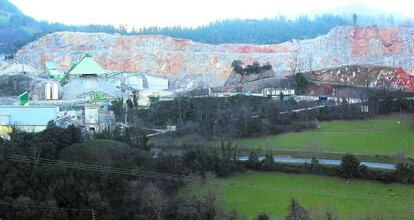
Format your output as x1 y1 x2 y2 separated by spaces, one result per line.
2 0 410 54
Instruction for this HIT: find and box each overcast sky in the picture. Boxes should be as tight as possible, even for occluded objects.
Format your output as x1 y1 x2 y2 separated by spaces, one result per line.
9 0 414 28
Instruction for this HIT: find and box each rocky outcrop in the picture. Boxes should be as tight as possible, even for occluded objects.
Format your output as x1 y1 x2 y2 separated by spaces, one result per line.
225 69 275 86
15 26 414 90
223 69 276 92
310 65 414 90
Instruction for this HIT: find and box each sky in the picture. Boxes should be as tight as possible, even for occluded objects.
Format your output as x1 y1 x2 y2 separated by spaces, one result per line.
9 0 414 28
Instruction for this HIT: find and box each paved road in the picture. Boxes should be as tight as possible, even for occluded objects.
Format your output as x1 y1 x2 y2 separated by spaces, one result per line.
238 156 396 170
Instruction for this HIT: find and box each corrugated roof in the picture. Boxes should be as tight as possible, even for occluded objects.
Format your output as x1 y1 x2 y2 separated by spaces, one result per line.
62 78 123 99
0 106 59 126
68 54 106 76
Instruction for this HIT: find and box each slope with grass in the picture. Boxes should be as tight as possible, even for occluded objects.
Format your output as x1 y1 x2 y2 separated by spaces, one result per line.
222 172 414 219
232 114 414 157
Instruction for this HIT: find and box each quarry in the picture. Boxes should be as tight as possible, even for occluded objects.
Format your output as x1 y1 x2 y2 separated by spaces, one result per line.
2 25 414 136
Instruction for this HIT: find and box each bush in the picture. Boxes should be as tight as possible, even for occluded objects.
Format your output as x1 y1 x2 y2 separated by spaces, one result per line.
338 153 360 178
256 212 270 220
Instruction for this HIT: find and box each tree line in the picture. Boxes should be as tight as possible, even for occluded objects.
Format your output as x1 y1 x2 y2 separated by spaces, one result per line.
1 120 414 219
119 89 414 140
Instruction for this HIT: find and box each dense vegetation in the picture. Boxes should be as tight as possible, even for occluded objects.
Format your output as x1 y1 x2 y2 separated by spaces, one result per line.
3 0 413 55
0 124 243 219
137 15 350 44
0 74 33 96
2 0 414 56
1 111 414 219
0 0 125 54
231 60 272 76
124 89 414 141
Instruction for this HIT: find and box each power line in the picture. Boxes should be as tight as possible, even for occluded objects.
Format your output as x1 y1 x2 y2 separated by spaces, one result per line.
0 153 198 182
2 154 414 205
0 201 92 212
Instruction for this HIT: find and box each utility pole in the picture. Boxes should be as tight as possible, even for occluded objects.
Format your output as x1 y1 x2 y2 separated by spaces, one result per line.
91 209 96 220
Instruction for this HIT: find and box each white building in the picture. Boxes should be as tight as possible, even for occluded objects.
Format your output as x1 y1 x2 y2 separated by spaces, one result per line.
84 105 99 132
262 88 295 97
0 106 59 134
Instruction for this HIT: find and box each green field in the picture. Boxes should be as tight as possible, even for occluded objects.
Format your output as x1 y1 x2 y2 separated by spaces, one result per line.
231 114 414 157
221 172 414 219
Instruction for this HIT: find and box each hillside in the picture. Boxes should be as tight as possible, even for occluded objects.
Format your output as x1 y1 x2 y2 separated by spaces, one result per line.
3 0 414 55
0 0 38 53
15 26 414 90
0 0 123 54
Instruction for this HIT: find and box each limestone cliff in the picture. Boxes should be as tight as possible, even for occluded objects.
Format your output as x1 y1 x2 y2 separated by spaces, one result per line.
15 26 414 90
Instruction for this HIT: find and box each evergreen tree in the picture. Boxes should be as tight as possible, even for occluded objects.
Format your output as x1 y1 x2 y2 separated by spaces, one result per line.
339 153 360 178
286 199 310 220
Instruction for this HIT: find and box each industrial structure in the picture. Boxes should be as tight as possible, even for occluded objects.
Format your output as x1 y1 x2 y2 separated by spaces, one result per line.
0 53 172 136
0 106 59 137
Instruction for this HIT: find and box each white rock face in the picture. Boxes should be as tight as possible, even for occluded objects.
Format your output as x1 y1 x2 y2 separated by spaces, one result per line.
14 26 414 89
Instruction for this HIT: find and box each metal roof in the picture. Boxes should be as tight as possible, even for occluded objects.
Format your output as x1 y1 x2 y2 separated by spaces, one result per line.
62 77 123 99
0 106 59 126
68 54 106 76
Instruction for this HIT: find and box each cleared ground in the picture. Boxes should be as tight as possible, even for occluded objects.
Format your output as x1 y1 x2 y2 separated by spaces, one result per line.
221 172 414 219
231 114 414 157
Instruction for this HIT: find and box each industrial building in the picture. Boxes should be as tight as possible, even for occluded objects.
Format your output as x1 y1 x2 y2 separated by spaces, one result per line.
0 106 59 136
62 53 122 101
45 61 63 79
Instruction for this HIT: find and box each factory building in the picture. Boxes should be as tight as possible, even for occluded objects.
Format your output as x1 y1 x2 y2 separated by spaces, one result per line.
0 106 59 137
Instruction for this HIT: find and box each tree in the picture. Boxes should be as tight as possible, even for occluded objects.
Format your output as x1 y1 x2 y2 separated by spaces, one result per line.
352 13 358 26
289 51 302 77
280 92 285 101
110 98 125 122
231 60 244 74
261 153 275 171
286 199 310 220
176 176 223 220
247 151 259 169
395 163 414 184
125 128 152 151
141 183 166 220
294 72 309 94
256 212 270 220
306 157 320 173
339 153 360 178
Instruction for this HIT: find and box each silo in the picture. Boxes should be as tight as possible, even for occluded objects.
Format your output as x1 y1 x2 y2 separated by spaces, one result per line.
45 82 51 100
52 83 59 100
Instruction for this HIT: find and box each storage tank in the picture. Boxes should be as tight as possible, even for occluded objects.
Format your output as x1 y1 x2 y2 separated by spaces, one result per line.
45 83 51 100
52 83 59 100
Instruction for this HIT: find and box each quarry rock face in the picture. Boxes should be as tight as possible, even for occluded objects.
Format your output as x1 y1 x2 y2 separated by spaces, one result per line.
15 26 414 90
311 65 414 90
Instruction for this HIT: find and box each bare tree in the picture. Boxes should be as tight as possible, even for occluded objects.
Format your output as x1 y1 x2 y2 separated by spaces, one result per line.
289 51 299 77
176 173 224 220
141 183 166 220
